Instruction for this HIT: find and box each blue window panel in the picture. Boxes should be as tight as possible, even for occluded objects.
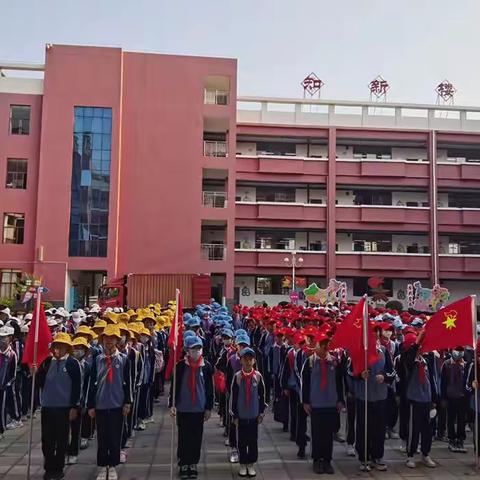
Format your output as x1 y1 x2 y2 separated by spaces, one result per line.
69 106 112 257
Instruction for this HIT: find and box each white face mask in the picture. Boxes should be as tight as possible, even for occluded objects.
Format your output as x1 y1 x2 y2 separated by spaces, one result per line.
140 335 149 344
189 349 203 361
72 349 85 360
223 339 232 346
120 335 127 345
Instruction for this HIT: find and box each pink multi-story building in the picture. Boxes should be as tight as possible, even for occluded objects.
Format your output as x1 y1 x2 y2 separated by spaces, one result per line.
1 44 480 307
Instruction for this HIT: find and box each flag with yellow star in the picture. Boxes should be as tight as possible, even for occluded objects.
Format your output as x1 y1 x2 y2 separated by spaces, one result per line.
421 296 475 352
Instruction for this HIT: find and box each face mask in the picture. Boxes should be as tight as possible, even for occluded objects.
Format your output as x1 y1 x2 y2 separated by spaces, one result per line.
140 335 149 344
92 339 98 346
396 334 404 343
72 349 85 360
452 350 464 360
120 335 127 344
223 339 232 346
382 331 393 340
189 349 203 361
0 338 9 349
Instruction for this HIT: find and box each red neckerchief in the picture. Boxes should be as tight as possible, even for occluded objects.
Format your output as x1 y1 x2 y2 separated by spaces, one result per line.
318 355 328 391
418 360 427 385
188 356 203 404
303 346 315 357
105 355 113 383
241 369 255 408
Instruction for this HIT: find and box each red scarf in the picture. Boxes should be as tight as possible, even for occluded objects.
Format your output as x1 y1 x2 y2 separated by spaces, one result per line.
418 361 427 385
319 356 328 391
188 356 203 404
242 369 256 408
105 355 113 384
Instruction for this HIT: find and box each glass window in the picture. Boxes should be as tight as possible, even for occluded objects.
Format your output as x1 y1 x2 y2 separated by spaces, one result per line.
69 106 112 257
0 269 22 298
10 105 30 135
6 159 28 189
3 213 25 244
255 276 283 295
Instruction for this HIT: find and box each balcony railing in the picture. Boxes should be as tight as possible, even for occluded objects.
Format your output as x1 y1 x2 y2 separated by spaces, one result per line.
204 89 229 105
204 140 228 157
201 243 226 261
202 191 227 208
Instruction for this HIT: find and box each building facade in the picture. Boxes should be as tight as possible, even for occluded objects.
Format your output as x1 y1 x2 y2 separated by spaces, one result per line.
1 45 480 307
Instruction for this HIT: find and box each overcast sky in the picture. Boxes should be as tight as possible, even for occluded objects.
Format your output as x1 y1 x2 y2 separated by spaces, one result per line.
2 0 479 105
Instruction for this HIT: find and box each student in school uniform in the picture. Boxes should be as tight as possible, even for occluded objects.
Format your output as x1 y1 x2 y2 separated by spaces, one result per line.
440 346 468 453
37 332 82 480
465 339 480 459
301 333 344 475
87 324 132 480
0 326 18 439
66 336 91 465
230 347 267 478
399 331 437 469
169 335 214 480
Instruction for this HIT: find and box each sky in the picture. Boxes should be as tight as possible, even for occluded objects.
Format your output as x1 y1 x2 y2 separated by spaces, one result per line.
2 0 480 105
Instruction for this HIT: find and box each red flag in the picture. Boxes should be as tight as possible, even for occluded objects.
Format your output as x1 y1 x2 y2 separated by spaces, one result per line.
421 296 475 353
22 298 52 368
165 290 184 380
329 297 378 375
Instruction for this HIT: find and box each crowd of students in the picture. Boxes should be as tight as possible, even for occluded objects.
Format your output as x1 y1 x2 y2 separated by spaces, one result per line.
0 300 479 480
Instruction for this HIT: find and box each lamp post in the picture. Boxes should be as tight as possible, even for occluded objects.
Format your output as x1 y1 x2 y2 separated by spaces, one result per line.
283 251 304 294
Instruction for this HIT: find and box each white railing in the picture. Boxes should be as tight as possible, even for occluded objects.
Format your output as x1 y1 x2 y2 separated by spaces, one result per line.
204 140 228 157
202 191 227 208
237 96 480 132
201 244 226 261
204 89 229 105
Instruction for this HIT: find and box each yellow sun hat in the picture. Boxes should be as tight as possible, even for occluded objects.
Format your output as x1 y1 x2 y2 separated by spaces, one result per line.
52 332 72 347
100 324 121 339
76 326 94 338
72 336 90 349
93 319 107 330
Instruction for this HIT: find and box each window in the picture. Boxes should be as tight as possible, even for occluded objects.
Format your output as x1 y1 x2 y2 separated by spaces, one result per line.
0 269 21 298
255 276 283 295
6 159 28 189
10 105 30 135
256 186 296 203
257 142 296 156
353 233 391 252
3 213 25 244
69 107 112 257
353 277 393 297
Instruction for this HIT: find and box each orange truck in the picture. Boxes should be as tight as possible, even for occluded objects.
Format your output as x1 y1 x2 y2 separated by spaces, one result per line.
98 273 212 309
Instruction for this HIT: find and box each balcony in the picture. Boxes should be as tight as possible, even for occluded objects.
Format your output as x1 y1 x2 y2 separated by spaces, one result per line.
235 249 326 275
438 208 480 233
336 205 430 231
439 255 480 279
201 243 226 261
336 252 431 278
204 140 228 157
203 191 227 208
204 89 229 106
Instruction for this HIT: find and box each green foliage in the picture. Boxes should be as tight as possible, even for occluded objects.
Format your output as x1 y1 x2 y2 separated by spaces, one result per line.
385 300 403 312
0 297 15 309
42 301 53 310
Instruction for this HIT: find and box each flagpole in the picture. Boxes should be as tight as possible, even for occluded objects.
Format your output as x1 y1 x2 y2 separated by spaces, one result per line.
26 286 42 480
471 295 479 472
170 289 180 480
362 294 368 468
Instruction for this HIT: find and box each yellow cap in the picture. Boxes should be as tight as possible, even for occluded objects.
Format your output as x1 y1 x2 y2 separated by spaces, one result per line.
100 324 122 339
126 309 136 317
52 332 72 347
139 327 152 337
117 313 130 323
104 312 118 324
93 320 107 330
76 326 94 337
72 337 89 349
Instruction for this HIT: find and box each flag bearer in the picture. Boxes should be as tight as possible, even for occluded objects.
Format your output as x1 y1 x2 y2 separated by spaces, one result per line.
440 346 468 453
169 335 214 480
67 336 91 465
0 326 18 439
87 324 132 480
37 332 81 480
400 331 437 469
301 333 344 475
231 347 267 478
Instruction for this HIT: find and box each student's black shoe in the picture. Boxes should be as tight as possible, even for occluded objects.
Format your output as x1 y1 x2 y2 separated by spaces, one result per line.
282 424 289 432
333 433 345 443
297 446 306 459
188 465 198 478
289 434 295 442
179 465 189 479
313 460 324 474
323 462 334 475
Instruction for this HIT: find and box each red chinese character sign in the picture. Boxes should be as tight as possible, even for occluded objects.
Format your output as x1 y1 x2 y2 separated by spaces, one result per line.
369 76 390 101
301 73 324 98
436 80 456 105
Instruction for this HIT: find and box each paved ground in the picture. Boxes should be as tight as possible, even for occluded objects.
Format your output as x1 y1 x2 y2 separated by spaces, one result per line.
0 397 478 480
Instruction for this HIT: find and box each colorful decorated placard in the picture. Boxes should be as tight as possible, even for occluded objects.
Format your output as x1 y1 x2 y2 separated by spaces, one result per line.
303 279 347 305
407 281 450 313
